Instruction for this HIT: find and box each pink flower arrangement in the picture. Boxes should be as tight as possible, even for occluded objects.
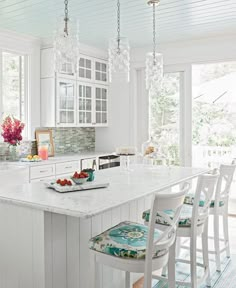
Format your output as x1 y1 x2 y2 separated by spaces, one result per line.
1 116 25 146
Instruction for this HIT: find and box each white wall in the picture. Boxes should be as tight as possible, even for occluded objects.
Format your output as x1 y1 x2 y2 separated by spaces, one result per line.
96 34 236 152
0 29 41 140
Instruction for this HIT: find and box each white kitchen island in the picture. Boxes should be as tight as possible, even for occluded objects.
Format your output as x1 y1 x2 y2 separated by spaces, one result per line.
0 165 208 288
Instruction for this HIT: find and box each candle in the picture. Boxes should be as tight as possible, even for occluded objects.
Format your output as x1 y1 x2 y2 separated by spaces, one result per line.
38 145 48 160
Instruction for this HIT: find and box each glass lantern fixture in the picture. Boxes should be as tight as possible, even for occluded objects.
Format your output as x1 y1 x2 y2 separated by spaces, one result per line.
54 0 79 74
108 0 130 82
145 0 163 92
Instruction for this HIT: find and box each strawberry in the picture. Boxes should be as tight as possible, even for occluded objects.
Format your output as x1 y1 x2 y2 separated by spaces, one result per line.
56 179 61 184
60 180 66 186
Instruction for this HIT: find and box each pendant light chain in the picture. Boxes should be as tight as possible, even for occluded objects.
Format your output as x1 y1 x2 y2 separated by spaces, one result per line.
117 0 121 54
108 0 130 82
145 0 163 91
64 0 69 36
152 3 156 65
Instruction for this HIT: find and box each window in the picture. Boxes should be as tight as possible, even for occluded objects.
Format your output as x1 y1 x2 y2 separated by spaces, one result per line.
192 62 236 168
0 51 28 136
149 72 181 165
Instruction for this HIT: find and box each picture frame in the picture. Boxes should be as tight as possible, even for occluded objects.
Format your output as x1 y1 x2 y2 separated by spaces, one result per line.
35 129 55 157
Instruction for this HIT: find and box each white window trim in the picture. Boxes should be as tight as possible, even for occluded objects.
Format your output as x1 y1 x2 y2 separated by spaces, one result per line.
0 49 29 140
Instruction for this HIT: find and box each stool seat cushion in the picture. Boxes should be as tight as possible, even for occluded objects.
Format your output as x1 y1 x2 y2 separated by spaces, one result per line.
142 205 193 227
89 221 167 259
184 194 224 208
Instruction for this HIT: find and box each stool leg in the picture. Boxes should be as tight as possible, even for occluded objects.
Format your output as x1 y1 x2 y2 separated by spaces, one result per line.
202 221 211 287
223 208 230 258
161 266 167 277
190 236 197 288
175 237 181 258
125 271 131 288
168 241 176 288
214 214 221 271
90 252 97 288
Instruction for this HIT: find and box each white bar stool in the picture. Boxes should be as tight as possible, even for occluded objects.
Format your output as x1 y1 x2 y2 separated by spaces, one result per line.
89 183 190 288
143 173 219 288
209 163 236 271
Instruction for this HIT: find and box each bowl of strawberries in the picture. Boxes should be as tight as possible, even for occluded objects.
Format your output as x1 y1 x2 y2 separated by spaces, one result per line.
71 171 89 184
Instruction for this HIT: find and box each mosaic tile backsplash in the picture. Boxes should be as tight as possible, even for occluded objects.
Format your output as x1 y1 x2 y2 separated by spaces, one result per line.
0 127 95 160
47 127 95 154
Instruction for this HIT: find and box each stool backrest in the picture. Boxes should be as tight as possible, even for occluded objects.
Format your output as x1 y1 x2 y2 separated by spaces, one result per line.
192 174 219 228
144 182 190 288
145 182 190 259
214 163 236 206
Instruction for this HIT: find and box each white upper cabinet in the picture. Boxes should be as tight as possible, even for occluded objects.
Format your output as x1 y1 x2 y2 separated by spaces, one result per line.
95 85 108 126
78 57 93 82
94 59 108 84
77 82 93 126
40 48 109 128
56 78 77 127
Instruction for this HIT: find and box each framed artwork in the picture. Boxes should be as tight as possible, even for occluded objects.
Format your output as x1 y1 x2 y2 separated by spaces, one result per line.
35 129 54 157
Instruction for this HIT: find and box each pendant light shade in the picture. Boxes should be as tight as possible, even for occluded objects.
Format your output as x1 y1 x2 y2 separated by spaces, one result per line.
108 0 130 82
54 0 79 73
145 0 163 92
146 52 163 91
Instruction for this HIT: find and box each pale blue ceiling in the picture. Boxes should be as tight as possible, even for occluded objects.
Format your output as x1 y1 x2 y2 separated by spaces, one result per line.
0 0 236 48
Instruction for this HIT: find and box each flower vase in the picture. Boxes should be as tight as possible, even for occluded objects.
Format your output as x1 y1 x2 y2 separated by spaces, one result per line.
9 145 18 161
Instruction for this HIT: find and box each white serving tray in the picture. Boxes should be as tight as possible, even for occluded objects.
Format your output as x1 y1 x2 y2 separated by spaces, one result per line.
45 180 109 193
20 158 42 162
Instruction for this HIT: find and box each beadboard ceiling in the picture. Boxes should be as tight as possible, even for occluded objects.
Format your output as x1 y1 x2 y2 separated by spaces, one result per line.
0 0 236 48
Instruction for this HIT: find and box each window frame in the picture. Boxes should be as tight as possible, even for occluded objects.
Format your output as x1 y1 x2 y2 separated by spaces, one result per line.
0 49 29 139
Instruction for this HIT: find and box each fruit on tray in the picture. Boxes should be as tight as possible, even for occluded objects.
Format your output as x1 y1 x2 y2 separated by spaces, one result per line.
56 178 72 186
33 155 41 160
27 154 41 160
72 171 89 179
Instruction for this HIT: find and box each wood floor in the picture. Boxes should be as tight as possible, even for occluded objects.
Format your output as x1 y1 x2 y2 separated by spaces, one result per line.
133 216 236 288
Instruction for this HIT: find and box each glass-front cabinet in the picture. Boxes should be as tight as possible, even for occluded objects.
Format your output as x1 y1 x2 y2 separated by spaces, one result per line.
95 85 108 125
78 57 92 81
78 83 93 125
95 60 108 84
56 78 76 126
77 82 108 127
50 54 109 127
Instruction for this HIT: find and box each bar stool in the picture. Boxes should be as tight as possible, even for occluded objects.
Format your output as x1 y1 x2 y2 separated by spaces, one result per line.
184 163 236 272
210 163 236 271
142 173 219 288
89 183 190 288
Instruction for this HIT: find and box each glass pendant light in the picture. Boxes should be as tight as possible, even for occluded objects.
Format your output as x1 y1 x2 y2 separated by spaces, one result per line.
54 0 79 74
108 0 130 82
146 0 163 92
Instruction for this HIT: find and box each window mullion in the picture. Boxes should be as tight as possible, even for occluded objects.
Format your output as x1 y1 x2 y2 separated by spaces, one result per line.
19 55 22 120
0 50 2 121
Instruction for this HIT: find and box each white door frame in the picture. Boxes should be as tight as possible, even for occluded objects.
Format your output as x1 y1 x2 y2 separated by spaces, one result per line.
131 63 192 166
163 64 192 166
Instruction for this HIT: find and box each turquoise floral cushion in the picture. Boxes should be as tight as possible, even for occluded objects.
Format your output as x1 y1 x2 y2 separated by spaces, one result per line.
142 205 193 227
184 194 224 208
89 221 167 259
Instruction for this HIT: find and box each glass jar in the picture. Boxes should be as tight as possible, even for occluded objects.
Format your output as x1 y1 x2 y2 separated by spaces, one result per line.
142 137 158 158
38 145 48 160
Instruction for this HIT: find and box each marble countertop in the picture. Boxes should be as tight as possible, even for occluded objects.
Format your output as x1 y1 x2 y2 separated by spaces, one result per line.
0 165 208 218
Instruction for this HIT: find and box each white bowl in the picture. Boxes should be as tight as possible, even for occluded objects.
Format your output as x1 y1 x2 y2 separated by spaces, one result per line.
71 177 89 185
